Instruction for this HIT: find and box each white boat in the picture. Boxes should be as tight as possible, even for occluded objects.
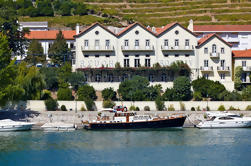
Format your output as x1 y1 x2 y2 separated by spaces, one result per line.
197 113 251 128
205 111 237 118
0 119 34 131
41 122 76 131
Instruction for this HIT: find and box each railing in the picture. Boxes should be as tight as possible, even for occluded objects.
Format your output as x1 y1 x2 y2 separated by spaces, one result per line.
200 66 213 71
217 66 230 71
161 45 194 50
243 66 251 71
226 37 239 43
81 46 114 51
121 45 154 51
210 52 220 58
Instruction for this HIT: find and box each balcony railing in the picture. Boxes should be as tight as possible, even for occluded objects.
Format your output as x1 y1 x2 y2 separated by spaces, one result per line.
217 66 230 72
161 45 194 51
210 52 220 58
243 66 251 71
200 66 213 72
121 45 154 51
81 46 114 52
226 37 240 43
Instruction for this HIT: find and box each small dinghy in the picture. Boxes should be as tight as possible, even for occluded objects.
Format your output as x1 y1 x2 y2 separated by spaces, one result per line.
0 119 34 132
41 122 76 131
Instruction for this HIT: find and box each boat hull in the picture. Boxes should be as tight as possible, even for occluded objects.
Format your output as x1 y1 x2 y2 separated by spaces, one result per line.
0 124 33 132
84 117 186 130
197 121 251 129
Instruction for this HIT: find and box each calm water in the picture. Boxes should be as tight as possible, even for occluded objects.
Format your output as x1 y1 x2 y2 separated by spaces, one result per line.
0 129 251 166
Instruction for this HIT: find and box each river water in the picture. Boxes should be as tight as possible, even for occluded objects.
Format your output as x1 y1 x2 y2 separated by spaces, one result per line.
0 128 251 166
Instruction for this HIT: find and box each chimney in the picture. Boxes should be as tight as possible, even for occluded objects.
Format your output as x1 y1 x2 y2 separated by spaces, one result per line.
188 19 194 32
76 23 80 35
152 26 156 33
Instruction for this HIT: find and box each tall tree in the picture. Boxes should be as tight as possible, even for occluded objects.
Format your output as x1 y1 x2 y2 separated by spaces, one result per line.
0 0 28 56
26 40 45 65
173 76 192 101
48 31 71 64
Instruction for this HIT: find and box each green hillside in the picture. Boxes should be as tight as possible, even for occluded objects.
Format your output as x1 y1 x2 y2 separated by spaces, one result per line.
19 0 251 28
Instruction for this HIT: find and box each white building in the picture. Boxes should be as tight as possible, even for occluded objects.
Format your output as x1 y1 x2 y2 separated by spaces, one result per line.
188 19 251 50
74 22 234 91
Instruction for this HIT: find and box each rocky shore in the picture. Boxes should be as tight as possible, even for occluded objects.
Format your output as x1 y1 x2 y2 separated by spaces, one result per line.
1 109 251 129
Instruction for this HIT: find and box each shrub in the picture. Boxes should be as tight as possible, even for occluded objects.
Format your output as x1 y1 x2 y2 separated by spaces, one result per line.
41 89 51 100
173 76 192 101
60 105 67 111
102 100 115 108
77 85 97 101
179 102 185 111
228 106 240 111
245 105 251 111
218 105 226 111
81 105 86 111
168 104 175 111
144 106 150 111
129 105 136 111
135 107 140 111
45 98 58 111
84 98 95 111
196 106 201 111
234 66 243 90
193 91 202 101
242 86 251 101
102 88 117 100
162 88 174 101
57 87 73 100
206 106 210 111
191 107 195 111
115 62 121 68
155 97 165 111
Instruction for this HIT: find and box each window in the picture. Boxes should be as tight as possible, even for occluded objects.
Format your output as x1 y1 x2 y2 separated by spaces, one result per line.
124 59 129 67
135 40 139 47
105 40 110 48
220 73 225 80
164 39 168 46
84 40 88 47
95 74 101 82
134 59 140 67
221 47 225 54
175 39 179 46
124 40 129 47
164 54 169 57
124 54 129 57
161 74 167 82
204 47 208 54
204 60 208 67
185 54 190 57
95 55 99 58
220 60 225 67
145 59 151 67
212 44 217 53
84 74 88 82
146 54 150 57
203 74 209 79
185 39 189 46
70 43 74 49
95 40 99 47
175 54 179 57
84 54 89 58
105 55 110 57
49 43 53 48
242 61 246 67
146 39 150 47
108 74 113 82
135 54 139 57
148 74 154 82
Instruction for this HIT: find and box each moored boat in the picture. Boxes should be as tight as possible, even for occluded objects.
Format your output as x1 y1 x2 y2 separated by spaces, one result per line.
83 106 186 130
0 119 34 132
41 122 76 131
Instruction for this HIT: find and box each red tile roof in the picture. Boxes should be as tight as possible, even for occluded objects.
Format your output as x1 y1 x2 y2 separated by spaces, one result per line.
233 49 251 58
117 22 157 36
197 33 232 47
117 22 138 36
155 23 177 35
25 30 76 40
194 25 251 32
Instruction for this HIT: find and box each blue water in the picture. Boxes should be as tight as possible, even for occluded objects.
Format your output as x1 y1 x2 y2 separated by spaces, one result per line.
0 129 251 166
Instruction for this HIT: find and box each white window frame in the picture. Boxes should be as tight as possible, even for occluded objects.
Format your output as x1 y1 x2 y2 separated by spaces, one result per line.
221 47 225 54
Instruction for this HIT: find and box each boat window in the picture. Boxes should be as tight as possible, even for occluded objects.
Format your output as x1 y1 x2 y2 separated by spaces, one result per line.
219 117 234 120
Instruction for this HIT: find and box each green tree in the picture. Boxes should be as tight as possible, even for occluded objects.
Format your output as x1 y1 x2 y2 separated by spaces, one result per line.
234 66 243 90
45 98 58 111
68 72 85 91
73 3 88 16
162 88 174 101
170 61 191 77
60 2 72 16
58 62 72 83
173 76 192 101
48 31 71 64
57 87 73 100
218 90 242 101
37 0 54 16
242 86 251 101
26 40 45 65
40 67 59 90
155 96 165 111
103 99 115 108
77 85 97 101
102 88 117 101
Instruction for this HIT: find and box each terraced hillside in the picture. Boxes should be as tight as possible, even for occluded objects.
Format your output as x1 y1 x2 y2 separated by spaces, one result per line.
19 0 251 28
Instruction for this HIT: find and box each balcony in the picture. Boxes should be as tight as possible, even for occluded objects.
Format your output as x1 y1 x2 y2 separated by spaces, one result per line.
243 66 251 71
217 66 230 72
210 52 220 58
161 45 194 51
121 45 154 52
200 66 213 72
81 46 114 52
